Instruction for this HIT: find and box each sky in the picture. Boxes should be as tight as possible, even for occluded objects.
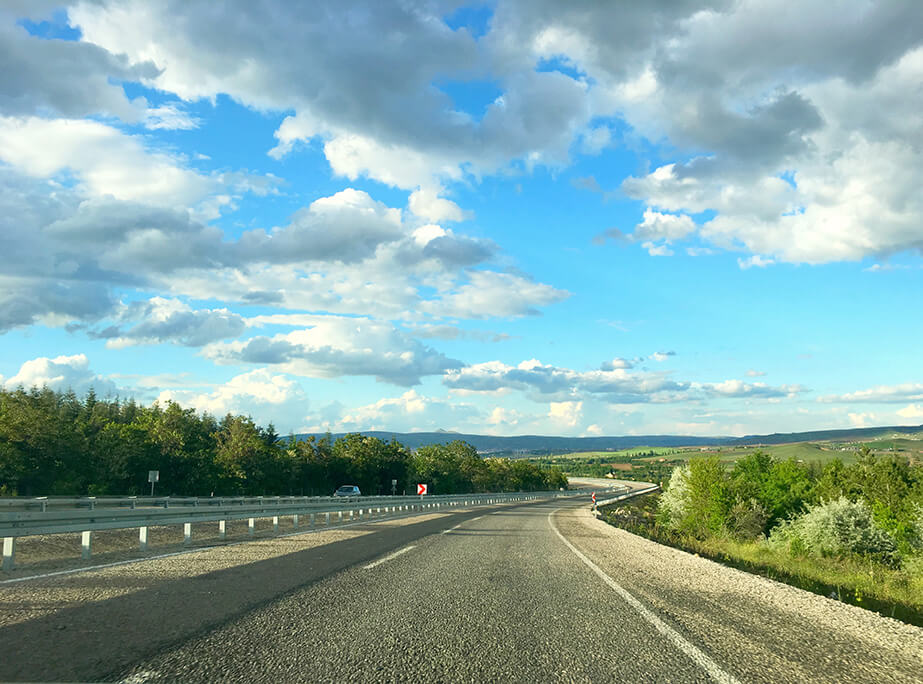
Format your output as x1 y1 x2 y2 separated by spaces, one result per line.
1 0 922 438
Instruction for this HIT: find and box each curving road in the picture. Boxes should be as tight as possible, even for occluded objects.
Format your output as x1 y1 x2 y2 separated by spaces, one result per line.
2 495 922 682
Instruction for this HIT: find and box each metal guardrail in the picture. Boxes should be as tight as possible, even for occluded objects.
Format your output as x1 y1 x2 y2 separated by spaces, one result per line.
1 490 581 571
594 484 660 510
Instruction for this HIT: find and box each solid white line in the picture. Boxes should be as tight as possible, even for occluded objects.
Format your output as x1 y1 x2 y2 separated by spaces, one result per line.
548 509 741 684
363 545 416 570
0 550 195 585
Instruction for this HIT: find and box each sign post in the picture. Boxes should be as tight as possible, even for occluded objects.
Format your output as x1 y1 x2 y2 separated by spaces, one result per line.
391 479 398 496
417 483 428 496
591 491 597 512
148 470 160 497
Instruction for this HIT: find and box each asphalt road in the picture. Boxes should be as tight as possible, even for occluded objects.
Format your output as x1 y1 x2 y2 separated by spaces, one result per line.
2 495 922 682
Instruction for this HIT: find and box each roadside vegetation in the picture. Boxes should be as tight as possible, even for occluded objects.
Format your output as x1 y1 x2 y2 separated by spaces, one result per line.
526 438 922 487
0 386 567 497
600 450 923 625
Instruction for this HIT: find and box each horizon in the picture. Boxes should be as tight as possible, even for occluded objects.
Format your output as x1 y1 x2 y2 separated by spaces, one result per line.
1 2 922 438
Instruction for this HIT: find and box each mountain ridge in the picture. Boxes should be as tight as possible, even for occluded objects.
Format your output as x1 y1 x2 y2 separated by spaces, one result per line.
292 423 923 453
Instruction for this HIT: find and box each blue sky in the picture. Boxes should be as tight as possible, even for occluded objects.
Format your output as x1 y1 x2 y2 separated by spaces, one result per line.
1 1 922 437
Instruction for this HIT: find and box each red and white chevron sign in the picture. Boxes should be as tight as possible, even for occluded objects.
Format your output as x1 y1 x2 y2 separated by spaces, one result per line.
417 483 428 495
591 491 597 503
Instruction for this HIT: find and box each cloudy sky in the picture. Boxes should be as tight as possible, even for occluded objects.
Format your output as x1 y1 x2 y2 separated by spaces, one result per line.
1 1 922 437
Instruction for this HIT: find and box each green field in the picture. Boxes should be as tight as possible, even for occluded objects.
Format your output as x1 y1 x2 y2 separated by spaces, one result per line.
522 437 923 484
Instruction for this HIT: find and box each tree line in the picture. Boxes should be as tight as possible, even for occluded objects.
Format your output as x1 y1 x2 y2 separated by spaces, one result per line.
0 386 567 497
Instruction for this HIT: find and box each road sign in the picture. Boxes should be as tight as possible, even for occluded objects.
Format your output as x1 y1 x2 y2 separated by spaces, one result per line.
591 491 596 503
417 483 428 495
148 471 160 483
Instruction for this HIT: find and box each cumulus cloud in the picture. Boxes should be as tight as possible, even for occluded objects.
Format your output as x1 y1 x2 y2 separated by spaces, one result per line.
157 369 308 429
407 187 473 223
0 116 214 205
91 297 246 348
204 317 464 386
1 353 117 395
0 21 155 121
896 404 923 420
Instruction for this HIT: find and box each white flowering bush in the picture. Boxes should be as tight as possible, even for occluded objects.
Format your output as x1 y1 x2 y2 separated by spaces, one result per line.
768 496 896 561
657 465 690 527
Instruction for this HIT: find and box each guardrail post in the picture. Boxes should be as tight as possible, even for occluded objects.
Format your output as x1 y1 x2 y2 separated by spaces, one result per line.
326 512 331 526
183 522 192 545
139 526 148 551
349 510 354 521
219 520 226 540
293 514 300 529
248 518 255 536
309 513 315 529
338 511 343 523
273 516 279 533
81 531 92 559
2 537 14 571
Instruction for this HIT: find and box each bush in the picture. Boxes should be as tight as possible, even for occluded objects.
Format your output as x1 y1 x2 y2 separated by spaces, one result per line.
727 497 770 540
657 465 690 527
769 497 897 562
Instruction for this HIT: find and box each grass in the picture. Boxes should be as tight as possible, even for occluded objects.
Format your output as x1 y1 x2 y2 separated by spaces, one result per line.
599 493 923 627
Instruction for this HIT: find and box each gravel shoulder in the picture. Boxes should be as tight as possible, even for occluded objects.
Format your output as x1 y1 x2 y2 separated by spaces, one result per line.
552 505 923 683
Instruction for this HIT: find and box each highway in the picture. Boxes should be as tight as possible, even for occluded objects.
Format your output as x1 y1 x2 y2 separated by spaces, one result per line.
1 495 921 682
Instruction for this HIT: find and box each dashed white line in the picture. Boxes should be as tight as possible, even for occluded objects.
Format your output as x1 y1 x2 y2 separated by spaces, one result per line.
548 508 741 684
363 545 416 570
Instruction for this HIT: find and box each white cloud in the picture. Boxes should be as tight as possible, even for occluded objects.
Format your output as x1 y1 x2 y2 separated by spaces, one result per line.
157 369 307 430
2 353 117 395
92 297 246 348
549 400 582 427
203 316 463 386
896 404 923 420
143 102 201 130
444 357 805 404
408 187 472 223
746 369 767 377
820 384 923 404
738 255 776 269
0 116 214 205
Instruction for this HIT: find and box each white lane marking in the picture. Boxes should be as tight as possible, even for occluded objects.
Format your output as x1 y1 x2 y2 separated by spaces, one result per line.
441 513 486 535
363 545 416 570
548 509 741 684
0 550 195 585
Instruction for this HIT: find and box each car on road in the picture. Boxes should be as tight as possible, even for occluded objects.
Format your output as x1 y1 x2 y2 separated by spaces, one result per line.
333 485 361 497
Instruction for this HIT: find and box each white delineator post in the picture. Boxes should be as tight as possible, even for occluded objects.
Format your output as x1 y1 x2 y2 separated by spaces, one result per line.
81 531 93 559
139 526 149 551
248 518 255 536
183 522 192 545
2 537 15 571
219 520 226 540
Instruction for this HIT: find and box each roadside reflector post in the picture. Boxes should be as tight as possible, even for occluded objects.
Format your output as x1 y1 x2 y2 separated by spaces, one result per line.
326 512 331 526
293 514 299 529
338 511 343 523
273 516 279 532
349 510 354 521
139 526 149 551
248 518 255 536
219 520 226 540
2 537 15 571
81 531 93 559
183 522 192 546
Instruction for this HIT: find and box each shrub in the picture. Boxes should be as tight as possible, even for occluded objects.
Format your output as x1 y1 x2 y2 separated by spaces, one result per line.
727 497 770 540
768 496 897 562
657 464 690 527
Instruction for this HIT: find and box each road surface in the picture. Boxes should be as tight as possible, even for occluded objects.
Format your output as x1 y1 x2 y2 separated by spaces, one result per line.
1 495 921 682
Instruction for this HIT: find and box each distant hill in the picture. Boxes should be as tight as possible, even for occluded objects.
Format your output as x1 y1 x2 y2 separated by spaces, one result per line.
292 423 923 454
